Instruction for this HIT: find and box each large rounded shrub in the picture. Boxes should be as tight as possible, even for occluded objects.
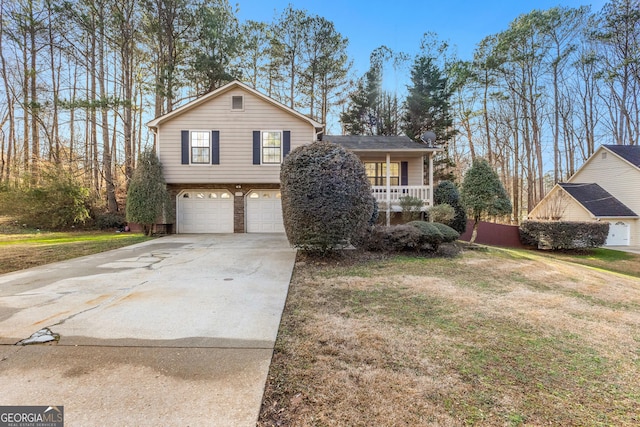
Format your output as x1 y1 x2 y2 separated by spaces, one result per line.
280 141 375 252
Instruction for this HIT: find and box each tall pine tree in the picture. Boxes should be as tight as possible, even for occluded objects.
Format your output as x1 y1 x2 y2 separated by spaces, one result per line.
403 55 456 181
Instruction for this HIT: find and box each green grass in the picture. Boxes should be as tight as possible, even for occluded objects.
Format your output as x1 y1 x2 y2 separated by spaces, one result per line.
0 231 152 274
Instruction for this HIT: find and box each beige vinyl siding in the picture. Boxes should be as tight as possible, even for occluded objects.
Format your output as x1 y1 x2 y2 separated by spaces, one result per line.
628 220 638 246
157 88 316 184
570 148 640 246
529 186 593 221
570 148 640 218
559 198 594 221
358 156 424 186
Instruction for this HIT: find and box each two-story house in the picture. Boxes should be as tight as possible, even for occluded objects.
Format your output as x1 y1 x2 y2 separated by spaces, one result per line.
147 80 442 234
529 145 640 246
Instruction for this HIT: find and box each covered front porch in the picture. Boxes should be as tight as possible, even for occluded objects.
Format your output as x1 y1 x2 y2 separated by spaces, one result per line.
371 185 432 211
323 134 443 224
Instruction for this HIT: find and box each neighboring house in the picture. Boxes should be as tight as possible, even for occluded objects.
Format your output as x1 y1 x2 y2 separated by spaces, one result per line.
529 145 640 246
147 80 442 234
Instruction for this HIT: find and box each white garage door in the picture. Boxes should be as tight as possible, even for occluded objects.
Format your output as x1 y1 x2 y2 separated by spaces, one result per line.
177 190 234 233
246 190 284 233
606 221 630 246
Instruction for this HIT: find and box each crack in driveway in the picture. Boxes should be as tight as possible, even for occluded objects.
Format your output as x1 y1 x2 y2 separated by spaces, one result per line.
16 280 150 345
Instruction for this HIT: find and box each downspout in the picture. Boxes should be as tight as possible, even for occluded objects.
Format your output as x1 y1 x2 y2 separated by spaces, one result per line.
429 152 434 207
386 152 391 226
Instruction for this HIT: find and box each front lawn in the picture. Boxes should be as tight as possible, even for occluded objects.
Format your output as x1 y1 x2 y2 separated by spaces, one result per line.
259 247 640 426
0 230 152 274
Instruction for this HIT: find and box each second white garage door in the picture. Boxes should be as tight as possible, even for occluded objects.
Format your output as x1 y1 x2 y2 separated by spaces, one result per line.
606 221 630 246
246 190 285 233
177 190 234 233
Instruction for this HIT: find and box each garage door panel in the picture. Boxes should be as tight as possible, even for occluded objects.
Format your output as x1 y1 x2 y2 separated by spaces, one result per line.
177 190 234 233
247 191 284 233
606 221 630 246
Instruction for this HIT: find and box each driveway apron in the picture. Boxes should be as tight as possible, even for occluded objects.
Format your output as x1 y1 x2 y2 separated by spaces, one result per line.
0 234 296 426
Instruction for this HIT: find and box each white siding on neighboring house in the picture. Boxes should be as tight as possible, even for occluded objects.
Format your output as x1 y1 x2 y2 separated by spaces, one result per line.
569 148 640 246
156 87 317 184
570 149 640 219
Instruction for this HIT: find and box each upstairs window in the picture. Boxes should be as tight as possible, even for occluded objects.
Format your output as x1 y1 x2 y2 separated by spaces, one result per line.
262 131 282 164
191 131 210 164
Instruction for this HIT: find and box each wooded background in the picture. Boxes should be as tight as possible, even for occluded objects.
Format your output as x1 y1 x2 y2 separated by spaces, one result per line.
0 0 638 220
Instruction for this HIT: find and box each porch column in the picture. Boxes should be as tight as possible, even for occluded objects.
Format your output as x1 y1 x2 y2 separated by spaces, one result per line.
429 152 434 207
386 152 391 226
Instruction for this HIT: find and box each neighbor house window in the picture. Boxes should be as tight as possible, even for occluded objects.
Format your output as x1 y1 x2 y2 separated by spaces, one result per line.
365 162 399 186
232 95 243 110
191 131 210 164
262 131 282 164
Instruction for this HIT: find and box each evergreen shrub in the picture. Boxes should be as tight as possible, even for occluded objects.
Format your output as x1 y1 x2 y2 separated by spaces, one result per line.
427 203 455 223
280 141 375 253
5 165 91 229
519 221 610 250
433 180 467 233
399 196 423 222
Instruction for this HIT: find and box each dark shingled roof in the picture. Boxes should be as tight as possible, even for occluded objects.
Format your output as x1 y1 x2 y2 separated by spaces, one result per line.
603 145 640 168
323 135 441 151
560 183 638 217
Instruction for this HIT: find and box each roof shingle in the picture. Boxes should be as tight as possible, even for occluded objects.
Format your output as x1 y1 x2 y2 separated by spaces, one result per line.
603 145 640 168
559 183 638 217
323 135 441 151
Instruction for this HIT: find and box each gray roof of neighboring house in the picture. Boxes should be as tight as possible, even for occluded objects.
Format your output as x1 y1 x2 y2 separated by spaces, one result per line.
323 135 441 151
603 144 640 168
559 183 638 217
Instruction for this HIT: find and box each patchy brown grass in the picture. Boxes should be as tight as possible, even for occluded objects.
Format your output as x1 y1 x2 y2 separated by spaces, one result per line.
259 247 640 426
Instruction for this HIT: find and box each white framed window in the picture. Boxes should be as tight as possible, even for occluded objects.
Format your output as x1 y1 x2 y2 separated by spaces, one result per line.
232 95 244 110
365 162 399 186
262 131 282 164
191 131 210 164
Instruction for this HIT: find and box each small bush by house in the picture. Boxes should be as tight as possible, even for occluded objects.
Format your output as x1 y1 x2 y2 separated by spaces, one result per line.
408 220 459 251
427 203 455 224
362 221 459 253
433 180 467 234
519 221 610 250
364 224 423 252
399 196 423 222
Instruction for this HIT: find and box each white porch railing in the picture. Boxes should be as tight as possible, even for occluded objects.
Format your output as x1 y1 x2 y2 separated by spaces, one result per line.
371 185 432 210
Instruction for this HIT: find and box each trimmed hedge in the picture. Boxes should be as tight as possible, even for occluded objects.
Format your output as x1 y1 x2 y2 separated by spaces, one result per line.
409 221 459 251
519 220 610 250
365 224 423 252
280 141 375 253
363 221 459 252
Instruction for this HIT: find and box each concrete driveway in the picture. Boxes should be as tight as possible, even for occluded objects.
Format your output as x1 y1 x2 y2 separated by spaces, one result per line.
0 234 296 426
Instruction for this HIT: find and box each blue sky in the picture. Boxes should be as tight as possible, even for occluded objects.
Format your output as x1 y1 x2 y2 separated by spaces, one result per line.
236 0 608 77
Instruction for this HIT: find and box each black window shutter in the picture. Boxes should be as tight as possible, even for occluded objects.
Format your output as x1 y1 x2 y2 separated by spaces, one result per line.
181 130 189 164
211 130 220 165
283 130 291 158
401 161 408 186
253 131 261 165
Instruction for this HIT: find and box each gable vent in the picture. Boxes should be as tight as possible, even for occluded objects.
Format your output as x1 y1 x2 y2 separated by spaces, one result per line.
232 95 243 110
